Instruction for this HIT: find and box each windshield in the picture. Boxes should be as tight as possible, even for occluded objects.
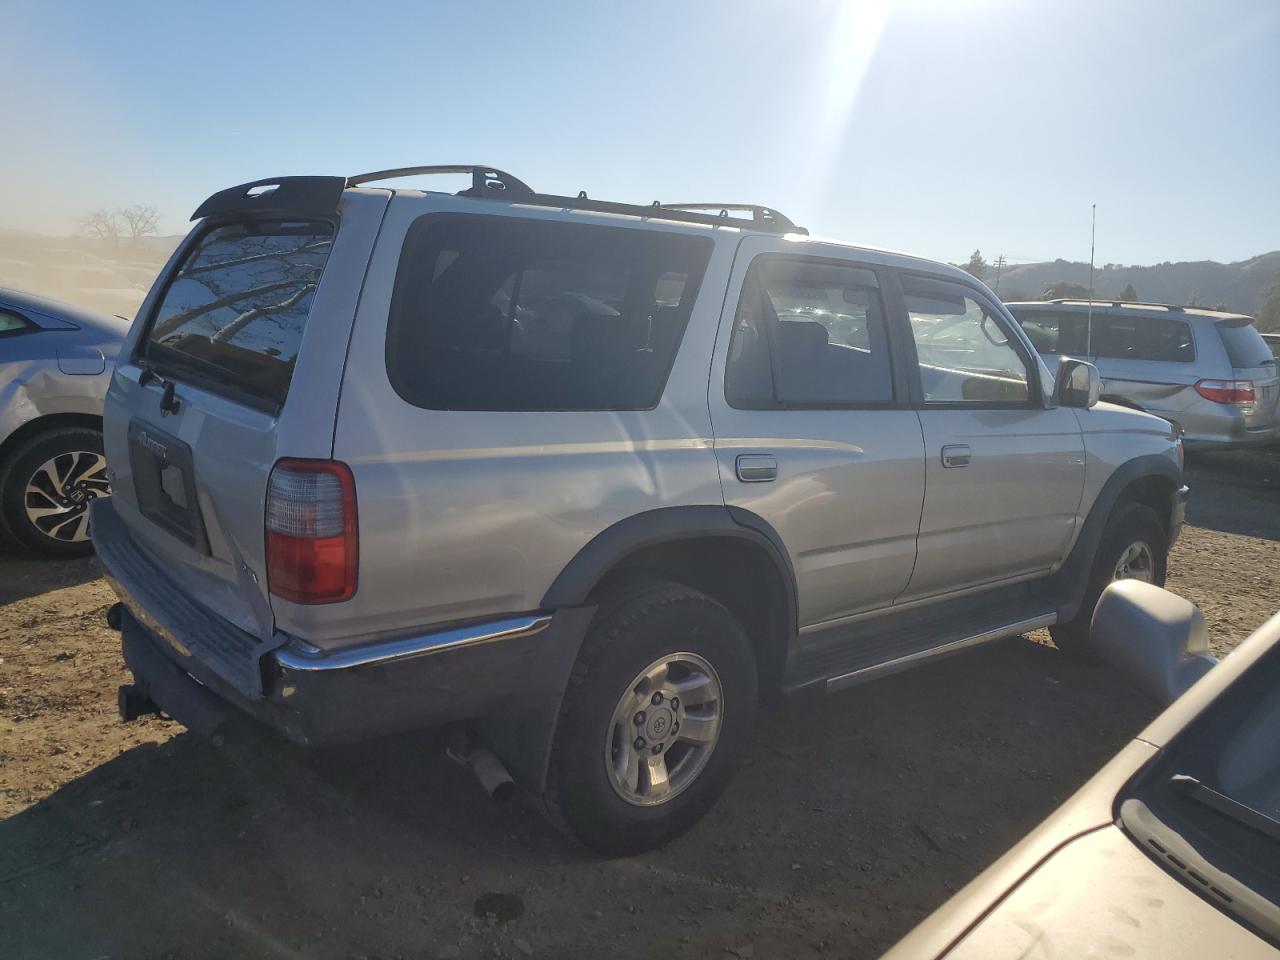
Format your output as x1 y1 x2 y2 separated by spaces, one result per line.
1120 634 1280 938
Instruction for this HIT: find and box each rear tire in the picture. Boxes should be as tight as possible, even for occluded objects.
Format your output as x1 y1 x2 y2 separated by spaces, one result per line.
0 428 108 558
1050 501 1167 660
546 581 757 856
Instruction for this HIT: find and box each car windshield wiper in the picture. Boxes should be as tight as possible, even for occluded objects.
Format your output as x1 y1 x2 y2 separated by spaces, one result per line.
1171 774 1280 843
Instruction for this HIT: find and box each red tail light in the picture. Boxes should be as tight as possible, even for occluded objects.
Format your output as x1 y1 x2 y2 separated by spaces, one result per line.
1194 379 1255 404
265 459 357 603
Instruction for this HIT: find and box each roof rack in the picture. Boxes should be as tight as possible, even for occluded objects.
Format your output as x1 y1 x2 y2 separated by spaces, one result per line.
1048 299 1186 312
346 165 535 197
193 165 807 234
660 203 801 231
347 166 806 234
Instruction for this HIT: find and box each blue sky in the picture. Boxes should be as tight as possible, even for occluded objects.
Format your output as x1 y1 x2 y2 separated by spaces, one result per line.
5 0 1278 266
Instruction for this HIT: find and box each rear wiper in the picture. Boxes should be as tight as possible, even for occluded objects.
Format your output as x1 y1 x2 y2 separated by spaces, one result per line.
1171 774 1280 843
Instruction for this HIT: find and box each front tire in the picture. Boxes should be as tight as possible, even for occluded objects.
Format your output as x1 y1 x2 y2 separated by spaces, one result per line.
546 581 757 856
0 427 108 558
1051 501 1167 660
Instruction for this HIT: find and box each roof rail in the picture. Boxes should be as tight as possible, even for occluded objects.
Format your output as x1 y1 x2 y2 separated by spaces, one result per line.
346 165 534 197
1048 298 1186 312
660 203 801 231
192 166 807 234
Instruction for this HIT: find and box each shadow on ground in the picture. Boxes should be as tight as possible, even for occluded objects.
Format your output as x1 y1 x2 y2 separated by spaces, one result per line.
0 546 100 605
0 637 1157 960
1184 448 1280 541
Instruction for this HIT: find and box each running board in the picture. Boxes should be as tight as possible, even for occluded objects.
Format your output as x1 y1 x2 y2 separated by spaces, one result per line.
825 612 1057 693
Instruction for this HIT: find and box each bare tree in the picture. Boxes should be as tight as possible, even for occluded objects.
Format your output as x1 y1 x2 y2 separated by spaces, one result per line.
119 204 160 243
82 209 121 245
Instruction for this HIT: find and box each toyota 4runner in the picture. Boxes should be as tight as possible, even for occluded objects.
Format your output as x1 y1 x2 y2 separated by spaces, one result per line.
92 166 1188 855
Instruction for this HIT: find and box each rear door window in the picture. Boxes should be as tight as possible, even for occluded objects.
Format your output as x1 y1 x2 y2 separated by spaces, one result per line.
1217 320 1275 368
725 256 895 408
1095 314 1195 362
144 220 335 410
386 216 711 411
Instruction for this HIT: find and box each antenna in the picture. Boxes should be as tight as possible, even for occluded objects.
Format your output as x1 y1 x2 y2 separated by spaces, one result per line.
1086 204 1097 356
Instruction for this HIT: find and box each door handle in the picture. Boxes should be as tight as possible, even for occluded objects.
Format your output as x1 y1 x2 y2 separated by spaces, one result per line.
736 454 778 482
941 444 972 468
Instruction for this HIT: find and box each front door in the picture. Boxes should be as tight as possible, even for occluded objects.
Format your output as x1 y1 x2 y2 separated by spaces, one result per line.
896 272 1085 601
707 239 926 629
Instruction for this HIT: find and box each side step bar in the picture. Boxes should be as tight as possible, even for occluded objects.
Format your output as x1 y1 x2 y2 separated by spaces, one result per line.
826 612 1057 693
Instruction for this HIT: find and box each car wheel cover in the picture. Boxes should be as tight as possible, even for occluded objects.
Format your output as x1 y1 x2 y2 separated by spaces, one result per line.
604 651 723 807
1113 540 1155 583
24 451 109 543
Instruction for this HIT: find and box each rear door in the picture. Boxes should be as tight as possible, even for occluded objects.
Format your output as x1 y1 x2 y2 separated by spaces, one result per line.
101 189 388 643
707 236 926 628
1090 311 1202 420
897 273 1085 600
1215 318 1280 429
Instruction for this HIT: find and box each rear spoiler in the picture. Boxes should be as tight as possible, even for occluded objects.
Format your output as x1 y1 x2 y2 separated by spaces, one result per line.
190 166 528 222
190 176 346 222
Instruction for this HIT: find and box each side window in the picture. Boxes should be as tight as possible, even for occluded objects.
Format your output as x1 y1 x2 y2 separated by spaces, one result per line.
725 257 895 408
1014 311 1088 356
0 308 32 335
903 277 1030 404
386 216 711 411
1095 315 1195 362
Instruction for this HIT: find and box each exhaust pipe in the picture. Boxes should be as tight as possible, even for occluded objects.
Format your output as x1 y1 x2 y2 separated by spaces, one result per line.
446 728 516 803
467 747 516 803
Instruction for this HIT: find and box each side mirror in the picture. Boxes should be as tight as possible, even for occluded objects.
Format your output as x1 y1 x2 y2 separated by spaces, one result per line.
1090 581 1217 706
1056 357 1102 408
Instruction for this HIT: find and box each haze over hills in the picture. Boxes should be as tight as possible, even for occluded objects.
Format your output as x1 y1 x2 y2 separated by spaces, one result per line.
988 251 1280 315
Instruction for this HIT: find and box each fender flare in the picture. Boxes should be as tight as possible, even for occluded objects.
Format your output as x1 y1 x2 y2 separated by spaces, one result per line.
540 504 799 636
1047 454 1182 619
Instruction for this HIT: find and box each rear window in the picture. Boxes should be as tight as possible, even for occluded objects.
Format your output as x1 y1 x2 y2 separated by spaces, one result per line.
1095 313 1195 363
386 215 711 411
1011 310 1088 356
144 220 335 410
1216 320 1275 368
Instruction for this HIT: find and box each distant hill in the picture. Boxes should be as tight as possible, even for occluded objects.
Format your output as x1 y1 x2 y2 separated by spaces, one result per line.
990 251 1280 316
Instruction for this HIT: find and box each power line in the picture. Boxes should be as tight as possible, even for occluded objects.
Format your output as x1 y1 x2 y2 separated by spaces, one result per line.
992 254 1007 294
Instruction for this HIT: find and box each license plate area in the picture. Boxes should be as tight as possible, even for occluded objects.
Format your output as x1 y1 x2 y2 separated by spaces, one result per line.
127 420 209 554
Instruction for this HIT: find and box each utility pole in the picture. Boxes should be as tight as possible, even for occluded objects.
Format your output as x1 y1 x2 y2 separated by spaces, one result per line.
1086 204 1097 356
992 254 1007 295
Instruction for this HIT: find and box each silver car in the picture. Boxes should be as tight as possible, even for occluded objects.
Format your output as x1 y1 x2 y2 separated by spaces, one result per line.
93 166 1186 854
0 287 126 555
1008 299 1280 448
886 580 1280 959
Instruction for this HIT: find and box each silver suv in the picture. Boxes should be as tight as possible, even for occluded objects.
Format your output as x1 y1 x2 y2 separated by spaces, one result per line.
93 166 1188 854
1007 299 1279 448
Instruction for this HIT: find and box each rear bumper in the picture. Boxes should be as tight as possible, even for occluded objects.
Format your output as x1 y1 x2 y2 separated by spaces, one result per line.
94 496 591 747
1181 417 1279 448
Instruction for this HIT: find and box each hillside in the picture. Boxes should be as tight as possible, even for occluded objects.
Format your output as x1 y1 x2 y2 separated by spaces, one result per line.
991 251 1280 315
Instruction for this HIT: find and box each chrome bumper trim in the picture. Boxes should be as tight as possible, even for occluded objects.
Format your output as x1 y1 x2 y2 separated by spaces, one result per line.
274 613 554 673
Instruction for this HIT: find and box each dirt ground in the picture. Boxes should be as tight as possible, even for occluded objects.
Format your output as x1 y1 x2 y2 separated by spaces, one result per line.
2 451 1277 960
